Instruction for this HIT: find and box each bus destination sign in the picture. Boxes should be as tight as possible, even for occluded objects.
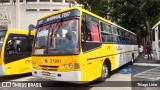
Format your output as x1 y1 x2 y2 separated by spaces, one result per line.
37 9 80 26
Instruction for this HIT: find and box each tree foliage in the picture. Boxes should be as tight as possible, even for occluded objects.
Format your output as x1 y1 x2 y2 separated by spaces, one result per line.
76 0 111 18
76 0 160 44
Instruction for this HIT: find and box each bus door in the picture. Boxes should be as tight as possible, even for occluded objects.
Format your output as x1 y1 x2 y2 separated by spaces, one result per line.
4 34 33 75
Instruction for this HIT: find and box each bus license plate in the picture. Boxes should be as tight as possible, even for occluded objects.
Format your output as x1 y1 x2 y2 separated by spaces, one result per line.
42 71 50 76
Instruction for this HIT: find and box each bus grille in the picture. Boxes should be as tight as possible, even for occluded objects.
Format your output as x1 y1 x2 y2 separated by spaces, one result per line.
39 65 58 71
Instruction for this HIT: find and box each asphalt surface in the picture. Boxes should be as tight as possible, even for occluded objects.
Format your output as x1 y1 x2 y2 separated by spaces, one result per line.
0 61 160 90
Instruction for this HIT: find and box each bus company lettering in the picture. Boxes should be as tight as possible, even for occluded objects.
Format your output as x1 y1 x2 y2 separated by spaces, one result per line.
116 46 123 51
47 11 71 22
62 12 71 18
47 14 61 22
38 20 43 25
50 59 61 63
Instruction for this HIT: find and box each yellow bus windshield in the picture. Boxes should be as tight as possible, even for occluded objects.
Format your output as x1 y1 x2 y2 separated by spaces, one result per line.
33 19 79 55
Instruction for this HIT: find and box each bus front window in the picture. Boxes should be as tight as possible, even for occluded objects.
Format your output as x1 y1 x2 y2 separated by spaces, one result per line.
48 19 79 55
0 30 6 51
33 25 49 55
33 19 79 55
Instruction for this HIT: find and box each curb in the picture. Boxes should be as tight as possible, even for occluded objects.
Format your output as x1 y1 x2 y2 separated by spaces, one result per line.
133 63 160 67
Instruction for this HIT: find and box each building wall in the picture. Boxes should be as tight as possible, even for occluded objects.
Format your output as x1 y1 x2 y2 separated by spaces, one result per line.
0 0 78 30
19 4 69 29
0 5 16 29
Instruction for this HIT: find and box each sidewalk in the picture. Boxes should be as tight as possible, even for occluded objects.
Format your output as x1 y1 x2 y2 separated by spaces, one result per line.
133 55 160 66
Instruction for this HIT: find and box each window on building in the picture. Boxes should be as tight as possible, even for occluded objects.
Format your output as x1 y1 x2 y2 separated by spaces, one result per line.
53 9 60 11
39 9 50 11
0 0 9 3
26 9 37 11
152 29 155 41
158 26 160 40
27 0 37 3
52 0 62 2
40 0 50 2
65 0 75 3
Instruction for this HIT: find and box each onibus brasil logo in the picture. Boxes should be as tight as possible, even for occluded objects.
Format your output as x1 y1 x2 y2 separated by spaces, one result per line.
0 82 42 88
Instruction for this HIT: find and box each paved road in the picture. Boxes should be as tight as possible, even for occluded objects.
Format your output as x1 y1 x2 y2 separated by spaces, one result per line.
131 65 160 90
0 64 132 90
0 64 160 90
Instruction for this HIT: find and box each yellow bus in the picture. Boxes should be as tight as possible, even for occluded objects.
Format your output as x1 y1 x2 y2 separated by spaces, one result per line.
0 28 34 76
32 7 138 83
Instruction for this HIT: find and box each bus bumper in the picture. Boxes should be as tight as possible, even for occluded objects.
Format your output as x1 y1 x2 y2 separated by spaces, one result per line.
0 64 5 76
32 68 81 82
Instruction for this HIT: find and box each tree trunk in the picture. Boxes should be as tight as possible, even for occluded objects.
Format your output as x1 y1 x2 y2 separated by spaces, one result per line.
145 20 152 44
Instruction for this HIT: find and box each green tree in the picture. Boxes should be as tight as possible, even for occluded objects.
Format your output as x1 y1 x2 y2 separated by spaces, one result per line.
76 0 111 18
76 0 160 45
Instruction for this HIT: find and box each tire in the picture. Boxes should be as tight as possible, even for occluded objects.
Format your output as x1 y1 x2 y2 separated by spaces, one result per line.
99 63 110 82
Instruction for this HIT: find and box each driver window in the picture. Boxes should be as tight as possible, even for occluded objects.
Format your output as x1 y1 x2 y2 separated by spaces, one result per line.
82 17 100 42
82 13 102 52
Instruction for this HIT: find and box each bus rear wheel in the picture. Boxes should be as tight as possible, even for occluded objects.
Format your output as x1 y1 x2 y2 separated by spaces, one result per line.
99 63 110 82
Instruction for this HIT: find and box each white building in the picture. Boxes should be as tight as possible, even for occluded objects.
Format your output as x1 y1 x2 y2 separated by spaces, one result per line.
152 21 160 60
0 0 78 30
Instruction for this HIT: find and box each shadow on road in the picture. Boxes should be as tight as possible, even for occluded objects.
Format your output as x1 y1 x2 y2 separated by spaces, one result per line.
0 73 32 81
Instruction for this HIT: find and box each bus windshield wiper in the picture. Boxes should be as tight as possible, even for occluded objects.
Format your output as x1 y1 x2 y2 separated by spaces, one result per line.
50 19 63 37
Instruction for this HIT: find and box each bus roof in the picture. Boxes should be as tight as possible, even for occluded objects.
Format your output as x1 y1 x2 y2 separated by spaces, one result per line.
8 28 35 35
152 21 160 29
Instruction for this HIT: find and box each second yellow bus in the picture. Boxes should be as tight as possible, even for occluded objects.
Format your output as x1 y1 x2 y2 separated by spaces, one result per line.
0 28 34 76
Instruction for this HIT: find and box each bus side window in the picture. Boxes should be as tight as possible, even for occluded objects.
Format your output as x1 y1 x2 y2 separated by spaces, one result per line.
82 19 100 42
100 22 113 43
82 13 102 52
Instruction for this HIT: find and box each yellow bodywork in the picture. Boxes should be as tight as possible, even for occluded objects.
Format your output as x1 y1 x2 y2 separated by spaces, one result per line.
4 57 32 75
0 29 34 75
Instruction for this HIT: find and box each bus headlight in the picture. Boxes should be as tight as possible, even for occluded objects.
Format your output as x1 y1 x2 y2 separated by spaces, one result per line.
64 64 67 68
69 63 73 68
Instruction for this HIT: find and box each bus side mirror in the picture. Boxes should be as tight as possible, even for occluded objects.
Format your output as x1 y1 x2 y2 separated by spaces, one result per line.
28 24 35 36
28 24 35 31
